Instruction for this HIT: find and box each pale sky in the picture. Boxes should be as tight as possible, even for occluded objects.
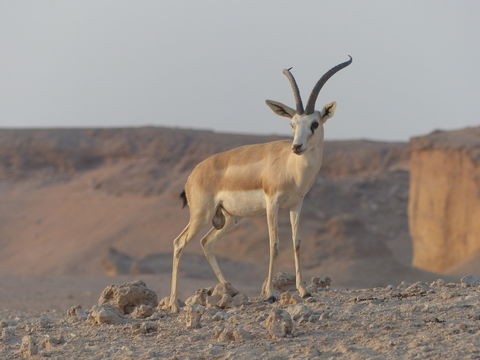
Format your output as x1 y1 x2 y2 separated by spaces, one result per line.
1 1 479 140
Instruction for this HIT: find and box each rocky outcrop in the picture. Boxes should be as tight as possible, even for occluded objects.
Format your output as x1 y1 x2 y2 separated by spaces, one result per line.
409 127 480 272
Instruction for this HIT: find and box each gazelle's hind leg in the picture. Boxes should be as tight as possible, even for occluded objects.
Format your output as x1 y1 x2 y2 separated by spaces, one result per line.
200 210 238 284
169 219 207 312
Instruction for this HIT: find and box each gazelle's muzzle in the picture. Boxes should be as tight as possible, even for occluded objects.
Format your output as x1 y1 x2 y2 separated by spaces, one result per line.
292 144 304 155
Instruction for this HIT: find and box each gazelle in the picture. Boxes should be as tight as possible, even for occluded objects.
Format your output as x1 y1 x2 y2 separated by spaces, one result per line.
168 56 352 311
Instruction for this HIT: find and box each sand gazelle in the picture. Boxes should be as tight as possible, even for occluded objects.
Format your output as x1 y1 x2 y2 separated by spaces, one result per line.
168 56 352 311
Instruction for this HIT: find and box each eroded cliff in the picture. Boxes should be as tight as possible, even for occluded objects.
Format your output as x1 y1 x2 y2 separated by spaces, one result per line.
409 127 480 272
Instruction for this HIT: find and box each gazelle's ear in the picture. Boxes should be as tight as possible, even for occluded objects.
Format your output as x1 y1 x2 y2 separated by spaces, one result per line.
320 101 337 123
265 100 296 118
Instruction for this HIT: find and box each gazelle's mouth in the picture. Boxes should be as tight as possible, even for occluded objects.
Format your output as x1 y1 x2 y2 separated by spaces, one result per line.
292 148 305 155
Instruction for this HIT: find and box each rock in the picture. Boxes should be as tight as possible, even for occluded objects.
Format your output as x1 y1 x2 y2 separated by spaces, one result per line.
431 278 446 287
206 295 222 308
212 311 231 321
404 281 429 295
36 316 52 329
133 321 158 335
217 294 233 309
98 280 158 315
286 304 315 322
212 282 238 298
409 128 480 272
460 275 480 287
310 276 332 289
185 288 210 306
185 305 204 329
264 309 294 338
20 335 38 358
101 247 134 276
88 304 127 325
231 293 249 307
1 328 15 343
41 334 65 351
130 304 154 319
67 305 87 320
214 326 253 342
278 292 303 305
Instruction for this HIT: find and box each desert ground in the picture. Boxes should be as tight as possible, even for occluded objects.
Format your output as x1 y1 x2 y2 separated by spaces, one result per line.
1 126 479 359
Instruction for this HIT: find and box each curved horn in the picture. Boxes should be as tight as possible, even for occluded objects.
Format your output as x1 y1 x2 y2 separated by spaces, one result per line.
282 67 304 115
305 56 352 114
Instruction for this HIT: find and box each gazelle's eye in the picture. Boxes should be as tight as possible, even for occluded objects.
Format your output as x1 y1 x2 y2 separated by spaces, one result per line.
310 121 319 132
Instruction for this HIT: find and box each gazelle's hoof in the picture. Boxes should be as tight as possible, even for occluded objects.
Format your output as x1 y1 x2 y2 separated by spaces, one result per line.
302 292 312 299
265 296 277 303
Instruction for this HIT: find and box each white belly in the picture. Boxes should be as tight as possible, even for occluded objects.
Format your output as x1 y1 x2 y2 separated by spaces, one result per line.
217 190 266 217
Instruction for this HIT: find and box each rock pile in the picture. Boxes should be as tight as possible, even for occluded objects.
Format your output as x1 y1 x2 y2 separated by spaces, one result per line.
86 280 158 325
183 282 249 309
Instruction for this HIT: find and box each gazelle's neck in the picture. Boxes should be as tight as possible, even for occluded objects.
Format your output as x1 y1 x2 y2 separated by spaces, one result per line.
288 137 325 192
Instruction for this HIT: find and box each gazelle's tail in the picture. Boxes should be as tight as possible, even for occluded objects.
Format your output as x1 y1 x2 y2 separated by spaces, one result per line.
180 190 188 208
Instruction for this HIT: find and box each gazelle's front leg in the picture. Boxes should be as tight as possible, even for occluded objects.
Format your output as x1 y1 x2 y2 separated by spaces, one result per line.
290 201 310 298
264 198 279 302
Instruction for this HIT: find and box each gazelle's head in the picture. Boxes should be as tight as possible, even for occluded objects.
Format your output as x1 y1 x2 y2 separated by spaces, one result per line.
266 56 352 155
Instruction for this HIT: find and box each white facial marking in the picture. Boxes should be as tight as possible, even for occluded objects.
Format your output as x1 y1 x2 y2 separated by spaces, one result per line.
290 112 322 154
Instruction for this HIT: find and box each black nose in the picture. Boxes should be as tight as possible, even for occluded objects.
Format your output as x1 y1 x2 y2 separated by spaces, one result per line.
292 144 303 154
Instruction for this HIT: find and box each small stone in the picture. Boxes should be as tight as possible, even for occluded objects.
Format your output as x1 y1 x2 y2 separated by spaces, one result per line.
130 304 154 319
1 328 15 342
213 326 252 342
231 293 249 307
67 305 87 320
278 292 303 305
185 289 209 306
134 321 158 335
0 320 8 328
431 278 446 287
310 276 332 289
286 304 314 322
216 328 235 342
319 312 330 320
20 335 38 357
212 282 239 298
264 309 294 338
256 313 267 322
185 304 204 329
212 311 231 321
461 275 480 287
88 304 127 325
41 334 65 351
218 294 233 309
232 328 254 341
206 295 222 308
404 281 429 295
36 316 52 329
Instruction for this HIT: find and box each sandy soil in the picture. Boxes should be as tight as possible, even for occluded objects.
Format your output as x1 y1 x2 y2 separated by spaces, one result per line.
2 277 480 359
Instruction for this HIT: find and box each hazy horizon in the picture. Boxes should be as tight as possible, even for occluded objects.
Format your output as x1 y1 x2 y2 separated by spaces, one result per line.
1 1 479 141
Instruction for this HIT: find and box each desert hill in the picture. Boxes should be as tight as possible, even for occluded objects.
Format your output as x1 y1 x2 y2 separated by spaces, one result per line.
0 127 437 287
